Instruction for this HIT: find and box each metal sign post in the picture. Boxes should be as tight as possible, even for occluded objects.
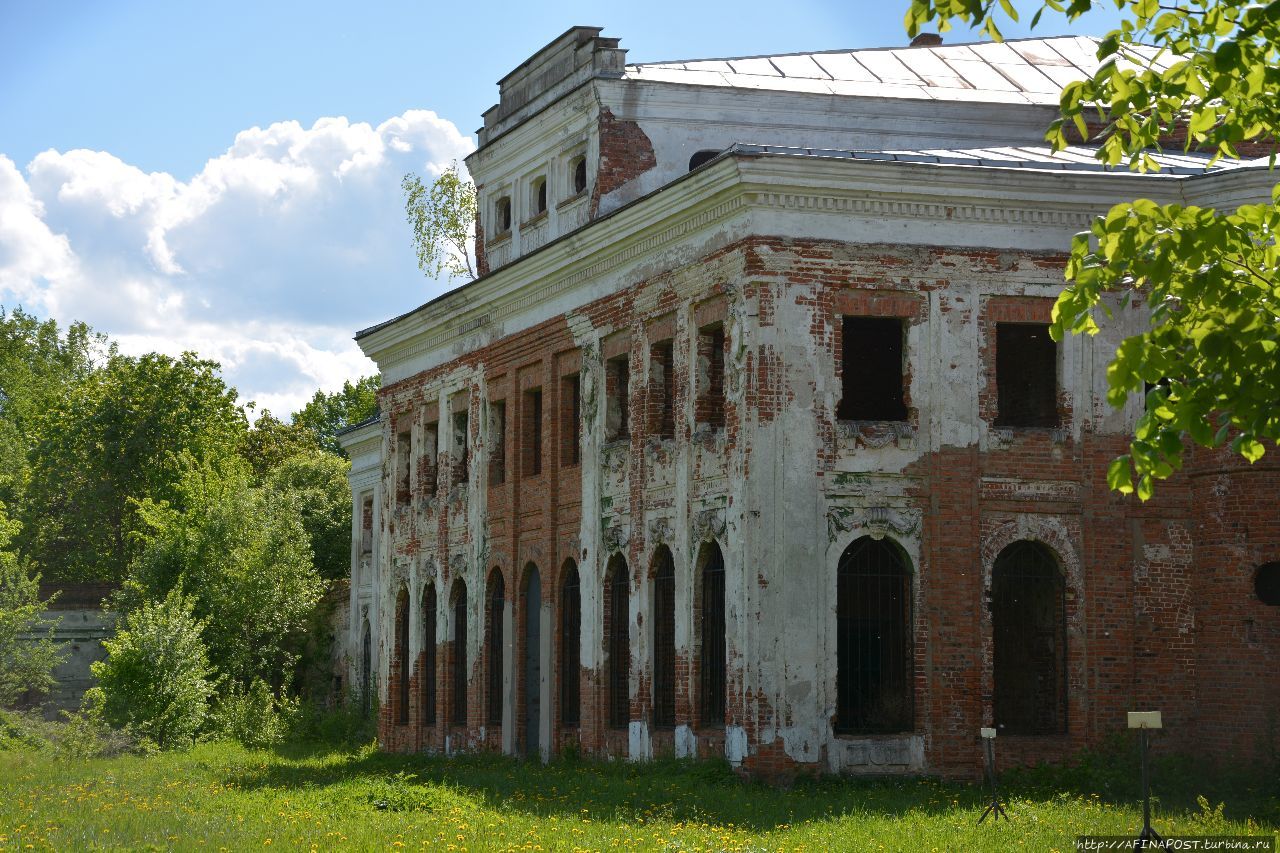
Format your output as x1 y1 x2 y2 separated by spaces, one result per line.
1128 711 1166 849
977 727 1009 824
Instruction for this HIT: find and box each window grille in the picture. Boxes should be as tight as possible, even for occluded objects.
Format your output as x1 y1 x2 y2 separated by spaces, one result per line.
452 583 468 726
396 589 410 725
607 556 630 728
422 584 436 726
838 316 907 421
560 562 581 726
487 574 505 726
699 543 726 727
995 323 1059 427
992 540 1067 734
836 537 912 734
652 547 676 728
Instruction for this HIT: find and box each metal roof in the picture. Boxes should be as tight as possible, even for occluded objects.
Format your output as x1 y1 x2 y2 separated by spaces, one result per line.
627 36 1173 105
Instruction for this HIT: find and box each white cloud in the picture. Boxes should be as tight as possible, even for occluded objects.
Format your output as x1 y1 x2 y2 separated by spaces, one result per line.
0 110 475 416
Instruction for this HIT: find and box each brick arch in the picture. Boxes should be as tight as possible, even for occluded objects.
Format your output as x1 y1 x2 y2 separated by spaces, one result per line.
980 516 1081 591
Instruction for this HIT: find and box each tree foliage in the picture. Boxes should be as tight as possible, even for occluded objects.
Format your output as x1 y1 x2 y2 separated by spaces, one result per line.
292 375 379 457
402 163 477 280
905 0 1280 498
264 450 352 582
0 503 63 707
241 410 321 478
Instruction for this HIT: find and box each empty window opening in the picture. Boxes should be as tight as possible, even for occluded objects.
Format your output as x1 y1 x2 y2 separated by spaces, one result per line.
523 387 543 476
489 401 506 486
451 581 468 726
360 495 373 555
699 541 726 728
838 316 907 422
422 584 437 726
360 619 372 716
689 150 719 171
836 537 912 734
452 410 469 485
606 554 631 729
396 429 412 506
559 560 581 726
496 197 512 233
606 355 630 442
1256 562 1280 606
395 587 410 725
996 323 1059 428
649 339 676 440
696 324 726 430
992 540 1067 734
487 572 505 726
420 422 438 497
652 546 676 729
561 373 581 467
532 178 547 216
571 156 587 195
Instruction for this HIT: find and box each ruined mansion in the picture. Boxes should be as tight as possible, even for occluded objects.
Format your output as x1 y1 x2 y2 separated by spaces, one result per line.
336 27 1280 778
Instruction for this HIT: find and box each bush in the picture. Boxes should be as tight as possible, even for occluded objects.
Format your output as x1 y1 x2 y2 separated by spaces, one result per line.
0 708 140 758
289 694 377 747
85 589 217 749
0 503 63 707
210 678 299 749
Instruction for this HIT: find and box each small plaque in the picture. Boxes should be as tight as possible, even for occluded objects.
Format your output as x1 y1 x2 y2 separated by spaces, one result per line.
980 727 997 739
1127 711 1162 729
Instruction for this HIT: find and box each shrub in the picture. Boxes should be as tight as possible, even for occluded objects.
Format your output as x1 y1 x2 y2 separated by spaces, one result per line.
210 678 299 749
85 589 216 749
0 503 63 707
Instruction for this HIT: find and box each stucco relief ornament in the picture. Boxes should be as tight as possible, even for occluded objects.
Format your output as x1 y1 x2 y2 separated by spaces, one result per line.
648 516 674 546
693 507 727 542
603 524 629 553
450 552 467 576
826 505 919 542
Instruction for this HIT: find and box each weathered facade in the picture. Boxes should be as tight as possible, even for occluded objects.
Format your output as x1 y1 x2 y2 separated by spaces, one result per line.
343 27 1280 778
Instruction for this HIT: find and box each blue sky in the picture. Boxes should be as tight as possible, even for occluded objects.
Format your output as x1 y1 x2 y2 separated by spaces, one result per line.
0 0 1126 415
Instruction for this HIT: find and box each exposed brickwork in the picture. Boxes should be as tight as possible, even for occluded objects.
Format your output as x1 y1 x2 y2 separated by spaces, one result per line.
589 107 657 217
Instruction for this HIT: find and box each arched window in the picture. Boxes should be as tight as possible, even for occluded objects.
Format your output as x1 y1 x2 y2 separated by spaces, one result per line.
532 178 547 216
698 541 726 728
992 540 1066 735
572 156 587 194
836 537 912 734
360 619 372 717
688 150 719 171
451 580 468 726
652 546 676 729
487 571 505 726
395 587 410 725
560 560 581 727
421 583 437 726
1256 561 1280 606
606 553 631 729
496 197 512 233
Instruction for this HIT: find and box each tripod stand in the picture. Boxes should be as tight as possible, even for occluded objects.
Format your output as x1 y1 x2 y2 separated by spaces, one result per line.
977 732 1008 824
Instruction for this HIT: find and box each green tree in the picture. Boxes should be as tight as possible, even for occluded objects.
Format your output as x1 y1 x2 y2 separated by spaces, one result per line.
128 458 324 690
905 0 1279 498
241 409 321 479
20 352 247 582
0 502 63 707
264 450 352 582
402 162 477 280
292 376 379 457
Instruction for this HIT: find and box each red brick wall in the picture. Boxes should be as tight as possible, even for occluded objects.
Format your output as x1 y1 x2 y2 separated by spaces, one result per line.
589 107 657 217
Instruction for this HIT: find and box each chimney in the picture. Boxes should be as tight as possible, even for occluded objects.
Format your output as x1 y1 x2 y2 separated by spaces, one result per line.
910 32 943 47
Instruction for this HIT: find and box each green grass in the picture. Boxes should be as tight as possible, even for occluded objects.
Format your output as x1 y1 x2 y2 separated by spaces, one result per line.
0 740 1276 851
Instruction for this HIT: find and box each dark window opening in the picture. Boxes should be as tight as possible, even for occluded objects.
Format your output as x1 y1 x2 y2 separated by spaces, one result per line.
689 150 719 171
396 430 412 506
996 323 1059 428
523 388 543 476
396 588 410 725
606 355 630 442
1256 562 1280 606
650 340 675 440
489 401 506 486
838 316 907 422
992 540 1067 735
836 537 912 734
533 179 547 215
496 197 512 233
452 582 468 726
421 422 438 497
487 573 505 726
360 496 373 555
652 547 676 729
560 561 581 726
422 584 437 726
360 620 372 717
561 373 581 467
696 324 726 430
606 555 630 729
452 410 469 485
572 157 587 195
699 542 726 728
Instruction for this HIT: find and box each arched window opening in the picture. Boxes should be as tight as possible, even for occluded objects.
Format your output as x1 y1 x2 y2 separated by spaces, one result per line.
836 537 912 734
496 197 512 233
532 178 547 216
421 583 437 727
395 587 410 725
451 581 468 726
606 554 631 729
572 156 587 194
560 560 581 727
698 541 726 728
1256 562 1280 606
688 150 719 171
652 547 676 729
487 571 505 726
360 619 372 717
992 540 1067 735
521 563 542 758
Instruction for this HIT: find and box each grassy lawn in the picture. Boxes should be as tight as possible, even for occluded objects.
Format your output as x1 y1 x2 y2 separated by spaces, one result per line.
0 740 1276 851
